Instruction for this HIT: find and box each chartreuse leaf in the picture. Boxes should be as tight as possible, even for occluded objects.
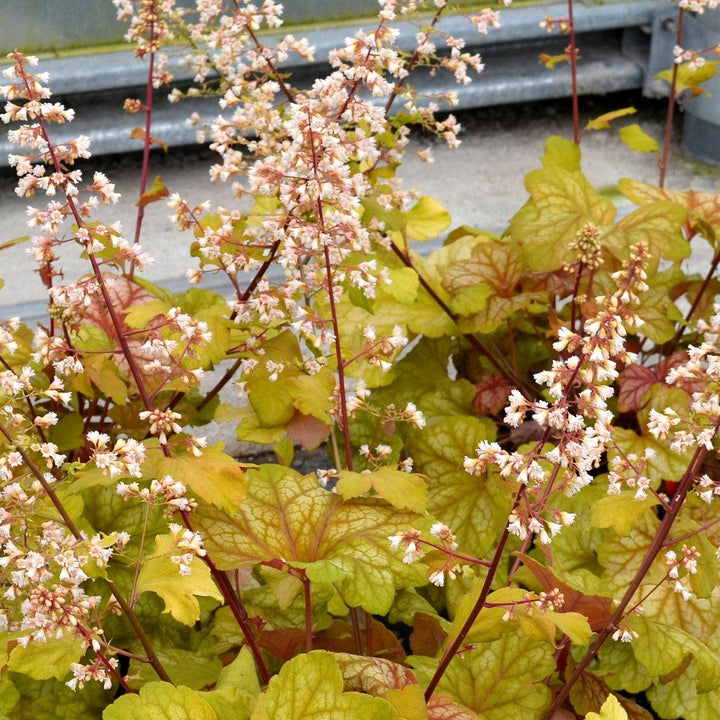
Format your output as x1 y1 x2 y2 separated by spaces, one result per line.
131 648 222 690
8 635 82 681
135 532 223 626
405 196 451 242
508 137 616 271
647 660 720 720
194 466 427 614
656 60 718 97
0 674 20 716
590 491 659 536
413 634 555 720
584 107 637 132
601 202 688 271
143 443 246 515
22 678 111 720
585 694 629 720
286 367 336 422
336 467 428 512
541 135 581 171
103 682 218 720
406 416 510 558
619 124 659 153
250 651 398 719
246 331 304 426
203 647 260 720
631 616 720 693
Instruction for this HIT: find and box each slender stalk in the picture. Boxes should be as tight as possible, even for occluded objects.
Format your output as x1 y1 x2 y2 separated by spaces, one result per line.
129 10 157 281
349 607 364 655
76 624 136 694
567 0 580 144
302 576 313 653
384 5 445 117
180 510 271 684
424 496 518 700
324 245 354 471
659 7 685 188
541 440 712 719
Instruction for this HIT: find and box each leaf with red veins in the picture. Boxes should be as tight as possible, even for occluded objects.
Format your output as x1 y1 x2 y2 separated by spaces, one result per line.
194 465 427 615
472 373 515 416
617 352 702 413
426 694 481 719
79 272 168 381
334 653 417 695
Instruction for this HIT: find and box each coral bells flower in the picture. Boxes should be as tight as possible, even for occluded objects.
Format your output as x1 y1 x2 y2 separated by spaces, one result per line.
465 244 650 542
138 408 183 443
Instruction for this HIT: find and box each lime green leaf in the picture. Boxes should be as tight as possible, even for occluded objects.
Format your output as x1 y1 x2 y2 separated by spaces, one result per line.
647 660 720 720
405 196 451 242
204 647 260 720
585 694 629 720
103 682 218 720
585 107 637 131
135 533 223 626
49 412 85 452
425 634 554 720
385 685 428 720
632 616 720 693
541 135 581 171
448 283 492 316
195 466 426 614
591 491 659 536
548 610 593 645
250 651 398 719
131 648 222 690
123 299 171 329
386 267 420 304
656 60 718 97
509 162 616 272
286 367 336 422
619 124 659 153
0 675 19 716
406 416 510 558
143 444 247 515
337 468 428 512
137 175 170 209
601 202 688 271
443 240 525 297
8 635 82 681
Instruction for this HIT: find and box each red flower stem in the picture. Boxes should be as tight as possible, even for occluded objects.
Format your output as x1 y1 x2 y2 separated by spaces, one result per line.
76 624 136 694
424 492 519 701
385 5 445 117
129 11 156 281
541 440 712 719
567 0 580 144
324 245 355 471
180 510 271 684
349 607 364 655
659 7 685 188
302 576 313 653
420 539 492 568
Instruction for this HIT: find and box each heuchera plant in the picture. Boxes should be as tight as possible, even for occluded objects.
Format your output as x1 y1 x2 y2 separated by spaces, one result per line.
1 0 719 717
